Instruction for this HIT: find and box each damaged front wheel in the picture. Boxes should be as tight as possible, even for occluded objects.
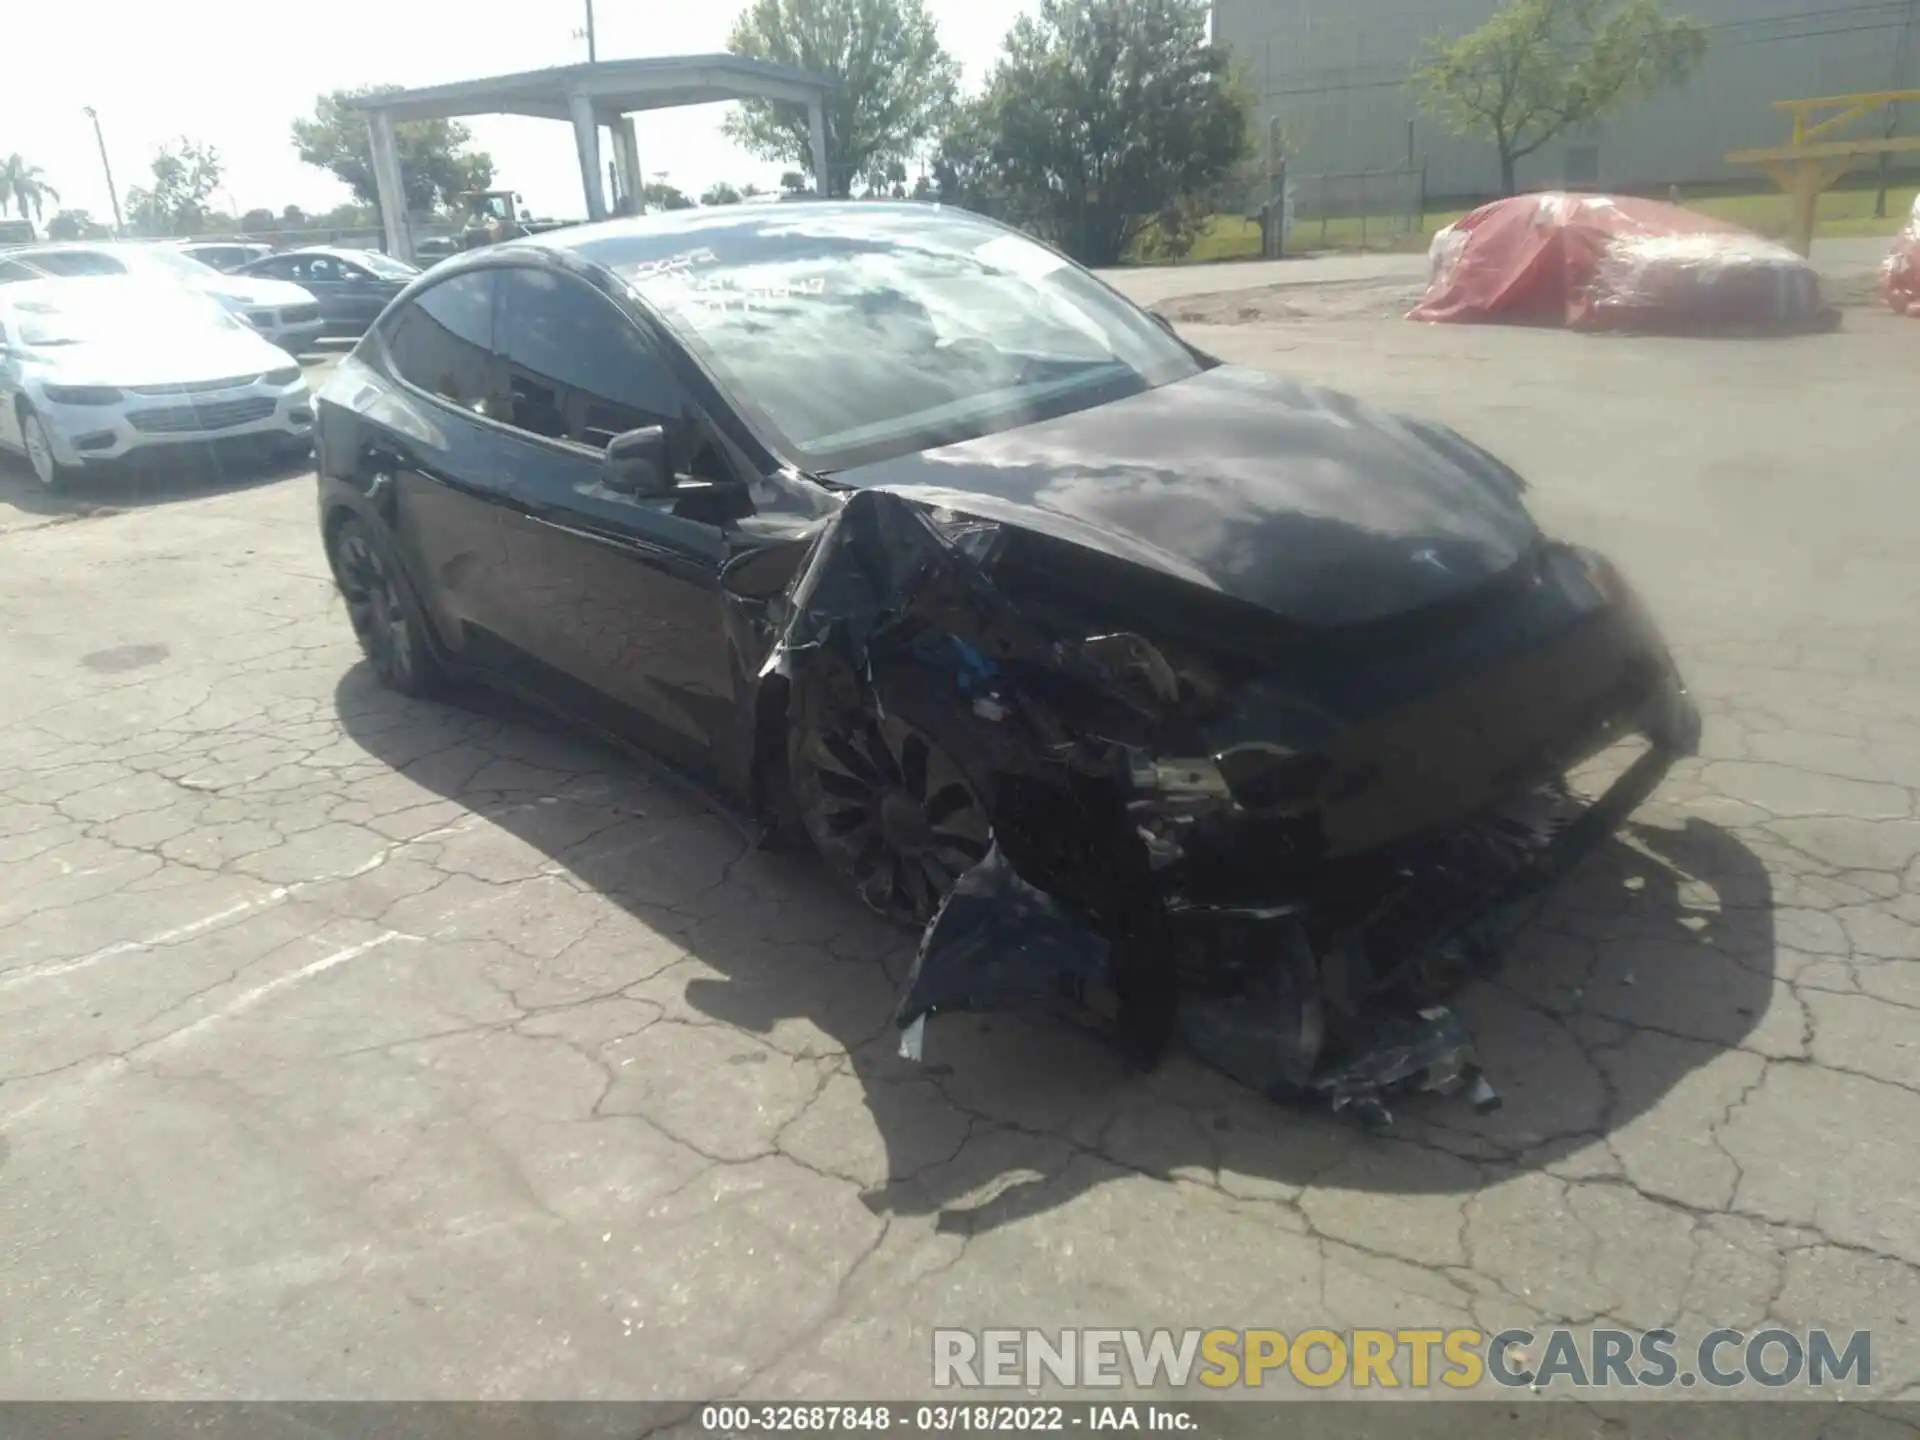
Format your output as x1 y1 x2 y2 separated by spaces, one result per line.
789 694 991 927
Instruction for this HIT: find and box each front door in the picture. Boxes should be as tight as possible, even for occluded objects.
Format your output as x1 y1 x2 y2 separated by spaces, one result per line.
484 264 742 774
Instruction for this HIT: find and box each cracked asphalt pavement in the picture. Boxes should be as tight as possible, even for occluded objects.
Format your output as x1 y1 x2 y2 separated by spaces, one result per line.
2 291 1919 1406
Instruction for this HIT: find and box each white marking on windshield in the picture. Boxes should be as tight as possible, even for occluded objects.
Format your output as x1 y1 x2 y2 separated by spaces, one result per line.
971 234 1068 282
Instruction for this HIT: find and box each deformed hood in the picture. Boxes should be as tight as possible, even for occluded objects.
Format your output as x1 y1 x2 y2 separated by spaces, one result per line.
834 366 1539 626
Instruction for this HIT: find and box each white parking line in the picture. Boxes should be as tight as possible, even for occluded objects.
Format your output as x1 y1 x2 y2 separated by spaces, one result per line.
0 811 493 993
146 930 412 1053
0 890 292 992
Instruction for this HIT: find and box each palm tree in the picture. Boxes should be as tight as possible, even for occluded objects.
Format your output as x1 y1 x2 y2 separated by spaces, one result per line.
0 155 60 222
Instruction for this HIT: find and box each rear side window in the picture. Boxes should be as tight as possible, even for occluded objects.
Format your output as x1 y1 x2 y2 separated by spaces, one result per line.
383 271 496 411
494 266 687 450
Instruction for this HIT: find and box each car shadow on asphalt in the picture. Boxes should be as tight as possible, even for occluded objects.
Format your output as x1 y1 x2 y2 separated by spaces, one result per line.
0 447 312 519
333 667 1776 1235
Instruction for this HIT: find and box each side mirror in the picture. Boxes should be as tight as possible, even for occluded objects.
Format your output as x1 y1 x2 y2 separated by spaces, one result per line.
603 425 671 496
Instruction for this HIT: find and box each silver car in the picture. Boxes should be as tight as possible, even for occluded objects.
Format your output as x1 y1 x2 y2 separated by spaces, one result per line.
0 242 324 356
0 277 314 489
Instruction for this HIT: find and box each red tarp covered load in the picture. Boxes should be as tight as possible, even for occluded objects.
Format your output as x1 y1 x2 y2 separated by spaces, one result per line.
1410 192 1834 333
1882 195 1920 318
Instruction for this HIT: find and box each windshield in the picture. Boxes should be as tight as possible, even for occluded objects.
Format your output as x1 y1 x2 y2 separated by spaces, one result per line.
8 290 239 346
353 250 418 280
586 208 1201 470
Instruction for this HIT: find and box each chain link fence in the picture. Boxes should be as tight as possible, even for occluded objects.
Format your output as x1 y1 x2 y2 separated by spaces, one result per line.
1289 165 1429 251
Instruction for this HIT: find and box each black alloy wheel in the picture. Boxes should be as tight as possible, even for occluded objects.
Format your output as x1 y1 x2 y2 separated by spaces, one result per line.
791 704 991 927
326 516 441 698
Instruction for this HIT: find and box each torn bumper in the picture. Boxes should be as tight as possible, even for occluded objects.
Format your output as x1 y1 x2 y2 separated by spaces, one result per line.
898 689 1695 1119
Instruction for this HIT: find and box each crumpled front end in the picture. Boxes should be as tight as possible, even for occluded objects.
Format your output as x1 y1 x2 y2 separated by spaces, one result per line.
757 486 1699 1125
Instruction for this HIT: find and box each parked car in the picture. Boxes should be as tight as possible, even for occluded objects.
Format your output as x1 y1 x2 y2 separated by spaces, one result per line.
313 204 1698 1116
0 277 314 488
177 240 273 273
0 243 323 355
232 246 418 335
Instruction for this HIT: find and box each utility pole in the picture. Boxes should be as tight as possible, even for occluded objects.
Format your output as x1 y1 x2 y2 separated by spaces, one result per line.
585 0 598 62
81 105 124 235
1878 0 1918 218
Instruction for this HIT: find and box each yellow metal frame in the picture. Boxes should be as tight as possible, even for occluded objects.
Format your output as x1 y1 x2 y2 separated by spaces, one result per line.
1726 91 1920 256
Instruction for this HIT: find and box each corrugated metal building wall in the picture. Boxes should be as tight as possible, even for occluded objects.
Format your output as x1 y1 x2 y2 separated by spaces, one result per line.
1212 0 1919 198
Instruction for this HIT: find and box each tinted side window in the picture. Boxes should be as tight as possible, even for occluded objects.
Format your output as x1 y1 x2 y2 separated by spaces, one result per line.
383 271 496 411
252 255 301 280
495 267 686 451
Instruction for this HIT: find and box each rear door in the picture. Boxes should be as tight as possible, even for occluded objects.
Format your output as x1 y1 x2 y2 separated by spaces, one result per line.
485 263 743 773
365 268 519 670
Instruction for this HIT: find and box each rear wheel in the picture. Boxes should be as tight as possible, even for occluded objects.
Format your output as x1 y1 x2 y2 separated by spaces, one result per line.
325 515 442 697
21 410 77 490
790 696 991 927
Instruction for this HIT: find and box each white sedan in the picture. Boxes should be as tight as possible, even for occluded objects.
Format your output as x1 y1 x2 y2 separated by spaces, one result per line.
0 277 314 489
0 242 324 356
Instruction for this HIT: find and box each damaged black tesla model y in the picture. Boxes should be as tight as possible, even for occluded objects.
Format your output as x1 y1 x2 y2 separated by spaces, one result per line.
314 203 1699 1125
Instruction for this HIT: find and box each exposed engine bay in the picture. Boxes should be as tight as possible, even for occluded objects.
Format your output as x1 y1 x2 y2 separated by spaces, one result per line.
742 486 1701 1127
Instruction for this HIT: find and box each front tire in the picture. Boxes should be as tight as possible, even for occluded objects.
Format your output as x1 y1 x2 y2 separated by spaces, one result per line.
789 688 991 927
21 410 78 491
325 514 443 698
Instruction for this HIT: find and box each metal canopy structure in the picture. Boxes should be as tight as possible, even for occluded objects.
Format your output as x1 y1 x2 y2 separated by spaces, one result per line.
341 55 835 262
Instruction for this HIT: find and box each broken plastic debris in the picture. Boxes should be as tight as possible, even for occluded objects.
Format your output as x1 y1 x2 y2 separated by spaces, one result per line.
899 1013 926 1062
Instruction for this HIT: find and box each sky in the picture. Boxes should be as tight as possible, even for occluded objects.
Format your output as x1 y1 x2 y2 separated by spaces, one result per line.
3 0 1041 227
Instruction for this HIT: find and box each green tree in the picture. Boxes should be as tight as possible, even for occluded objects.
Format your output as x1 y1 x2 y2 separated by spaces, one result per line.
45 208 99 240
124 138 223 236
724 0 959 197
929 94 1008 213
291 87 494 215
950 0 1249 266
318 202 375 229
643 177 695 211
1414 0 1708 196
0 154 59 222
701 181 745 206
240 207 277 233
